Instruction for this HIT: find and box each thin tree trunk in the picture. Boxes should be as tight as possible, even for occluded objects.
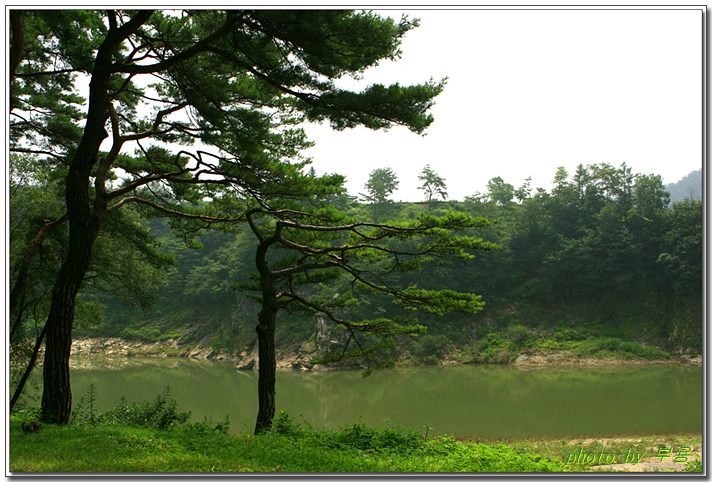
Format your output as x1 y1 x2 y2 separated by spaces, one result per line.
10 325 47 412
10 215 68 341
40 122 104 424
10 293 26 342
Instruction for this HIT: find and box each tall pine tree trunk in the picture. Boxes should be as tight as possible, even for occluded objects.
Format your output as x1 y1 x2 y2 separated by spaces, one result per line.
40 163 102 424
253 228 279 435
254 298 278 434
38 12 153 423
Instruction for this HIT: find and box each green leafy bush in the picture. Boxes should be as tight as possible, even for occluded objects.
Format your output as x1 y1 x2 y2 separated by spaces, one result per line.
98 388 191 429
119 326 161 342
326 421 423 453
411 334 449 363
270 410 309 438
575 337 671 360
184 415 231 435
12 405 43 423
70 384 101 425
505 324 537 347
265 412 563 471
71 385 194 430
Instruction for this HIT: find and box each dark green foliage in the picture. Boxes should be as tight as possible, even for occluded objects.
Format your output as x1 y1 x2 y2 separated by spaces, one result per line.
412 334 449 360
657 199 702 295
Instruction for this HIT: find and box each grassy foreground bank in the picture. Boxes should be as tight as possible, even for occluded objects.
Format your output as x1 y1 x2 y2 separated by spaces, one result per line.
10 415 701 473
10 388 701 473
10 416 563 473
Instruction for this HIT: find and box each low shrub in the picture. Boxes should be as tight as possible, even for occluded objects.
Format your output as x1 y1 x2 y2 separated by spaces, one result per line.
265 411 563 471
12 405 43 423
69 385 230 433
269 411 424 454
574 337 671 360
410 334 449 364
458 333 518 364
505 325 537 348
326 421 423 453
119 326 161 342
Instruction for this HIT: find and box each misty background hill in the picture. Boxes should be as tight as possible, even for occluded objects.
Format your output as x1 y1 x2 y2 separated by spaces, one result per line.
667 169 702 203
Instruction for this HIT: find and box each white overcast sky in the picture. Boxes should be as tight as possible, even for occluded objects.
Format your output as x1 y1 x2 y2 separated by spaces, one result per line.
4 5 704 203
301 6 703 202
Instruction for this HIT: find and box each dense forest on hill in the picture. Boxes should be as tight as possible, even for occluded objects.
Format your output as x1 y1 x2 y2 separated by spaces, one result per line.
63 162 703 364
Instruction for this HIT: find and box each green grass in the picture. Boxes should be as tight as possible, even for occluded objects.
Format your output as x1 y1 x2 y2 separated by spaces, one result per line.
572 337 671 360
10 411 565 473
11 418 701 473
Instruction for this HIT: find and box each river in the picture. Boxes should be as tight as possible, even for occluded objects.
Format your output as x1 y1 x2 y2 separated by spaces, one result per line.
24 357 702 438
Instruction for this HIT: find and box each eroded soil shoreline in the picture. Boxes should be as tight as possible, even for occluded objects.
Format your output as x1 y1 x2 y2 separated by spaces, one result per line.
68 336 702 370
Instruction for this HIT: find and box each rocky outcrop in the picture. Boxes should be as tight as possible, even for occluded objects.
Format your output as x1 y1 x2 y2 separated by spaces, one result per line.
73 313 360 372
71 337 171 357
188 332 220 359
235 345 259 370
232 313 355 371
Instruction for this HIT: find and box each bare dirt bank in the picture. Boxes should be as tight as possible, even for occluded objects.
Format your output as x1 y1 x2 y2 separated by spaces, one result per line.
512 349 701 367
70 337 699 371
69 336 341 371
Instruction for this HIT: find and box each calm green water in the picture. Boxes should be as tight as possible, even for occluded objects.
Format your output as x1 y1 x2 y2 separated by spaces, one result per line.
27 358 702 438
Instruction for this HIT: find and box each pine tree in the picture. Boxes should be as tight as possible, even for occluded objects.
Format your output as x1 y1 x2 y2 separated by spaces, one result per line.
10 9 445 424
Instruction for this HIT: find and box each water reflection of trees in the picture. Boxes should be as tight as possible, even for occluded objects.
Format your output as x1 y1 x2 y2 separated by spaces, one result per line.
59 359 701 437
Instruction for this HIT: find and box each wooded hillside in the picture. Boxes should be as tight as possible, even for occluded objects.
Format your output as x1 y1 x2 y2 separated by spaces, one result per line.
74 163 702 362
